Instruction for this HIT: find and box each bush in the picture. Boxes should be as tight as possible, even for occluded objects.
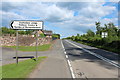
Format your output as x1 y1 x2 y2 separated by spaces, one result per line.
40 33 45 37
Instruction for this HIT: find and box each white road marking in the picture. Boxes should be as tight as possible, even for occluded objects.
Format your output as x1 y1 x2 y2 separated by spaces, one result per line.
66 40 120 68
67 60 72 67
61 40 64 49
61 40 76 78
66 55 68 59
64 52 66 55
67 59 75 78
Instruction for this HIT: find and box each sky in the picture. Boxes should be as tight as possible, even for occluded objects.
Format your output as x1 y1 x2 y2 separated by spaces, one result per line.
0 0 119 38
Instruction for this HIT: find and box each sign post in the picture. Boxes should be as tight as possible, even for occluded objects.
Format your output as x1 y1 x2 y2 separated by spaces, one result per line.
36 30 38 60
11 20 43 64
16 30 18 64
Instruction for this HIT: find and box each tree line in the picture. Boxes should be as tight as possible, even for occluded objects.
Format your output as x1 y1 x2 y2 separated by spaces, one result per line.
0 27 34 35
0 27 60 39
64 22 120 53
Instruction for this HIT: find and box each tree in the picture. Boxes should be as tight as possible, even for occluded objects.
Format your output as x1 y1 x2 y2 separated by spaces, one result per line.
95 22 101 35
75 34 80 40
87 29 95 37
1 27 16 35
118 29 120 38
52 34 60 39
106 23 118 37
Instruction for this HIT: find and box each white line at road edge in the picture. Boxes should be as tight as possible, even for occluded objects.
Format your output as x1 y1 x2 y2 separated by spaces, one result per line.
61 40 76 78
66 40 120 68
66 55 68 59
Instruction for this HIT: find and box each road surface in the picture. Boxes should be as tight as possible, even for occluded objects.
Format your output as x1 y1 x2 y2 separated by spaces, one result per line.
1 39 119 79
29 39 71 78
62 39 119 79
2 40 72 78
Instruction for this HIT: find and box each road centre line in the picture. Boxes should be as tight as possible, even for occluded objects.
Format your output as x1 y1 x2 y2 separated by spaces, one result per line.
66 40 120 68
61 40 76 78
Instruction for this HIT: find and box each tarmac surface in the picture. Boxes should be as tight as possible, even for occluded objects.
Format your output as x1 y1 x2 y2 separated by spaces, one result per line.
1 39 119 79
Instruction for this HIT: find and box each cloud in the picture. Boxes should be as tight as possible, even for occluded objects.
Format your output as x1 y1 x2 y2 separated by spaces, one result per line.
42 4 74 22
79 5 115 18
0 11 26 27
2 2 74 23
1 1 118 38
56 1 106 11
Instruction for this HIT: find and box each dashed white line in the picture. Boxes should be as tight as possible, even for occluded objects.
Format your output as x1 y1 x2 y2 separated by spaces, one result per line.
61 40 65 49
67 59 75 78
64 52 66 55
66 55 68 59
61 40 76 78
67 59 72 67
66 40 120 68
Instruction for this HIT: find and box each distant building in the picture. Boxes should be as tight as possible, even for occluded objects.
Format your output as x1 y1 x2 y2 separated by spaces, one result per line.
33 30 53 38
42 30 52 38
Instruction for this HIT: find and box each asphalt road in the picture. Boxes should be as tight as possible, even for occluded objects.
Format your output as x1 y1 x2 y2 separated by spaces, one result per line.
2 40 72 78
62 40 119 78
1 39 119 79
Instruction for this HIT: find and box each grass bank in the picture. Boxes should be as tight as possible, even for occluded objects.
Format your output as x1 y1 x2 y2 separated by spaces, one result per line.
3 44 51 51
2 56 46 78
75 40 119 54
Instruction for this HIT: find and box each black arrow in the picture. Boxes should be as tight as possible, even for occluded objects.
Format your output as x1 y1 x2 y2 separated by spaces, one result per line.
10 21 14 28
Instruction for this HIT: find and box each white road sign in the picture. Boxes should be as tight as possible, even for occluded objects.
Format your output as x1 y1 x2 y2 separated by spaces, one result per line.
102 32 108 38
11 21 43 30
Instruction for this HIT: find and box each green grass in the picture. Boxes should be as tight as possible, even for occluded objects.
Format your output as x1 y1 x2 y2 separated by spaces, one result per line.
3 44 51 51
76 40 119 53
2 56 46 78
0 66 1 79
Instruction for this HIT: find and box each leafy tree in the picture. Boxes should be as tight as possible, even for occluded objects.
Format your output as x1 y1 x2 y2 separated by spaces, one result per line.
75 34 80 40
52 34 60 39
117 29 120 38
1 27 34 35
1 27 16 35
95 22 102 35
87 29 95 37
40 33 45 37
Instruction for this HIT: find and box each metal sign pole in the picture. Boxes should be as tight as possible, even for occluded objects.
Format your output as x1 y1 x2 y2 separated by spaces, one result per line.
36 30 38 60
16 30 18 64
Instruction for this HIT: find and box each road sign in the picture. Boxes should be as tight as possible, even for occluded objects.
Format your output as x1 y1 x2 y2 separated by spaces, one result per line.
102 32 108 38
10 20 44 64
11 20 43 30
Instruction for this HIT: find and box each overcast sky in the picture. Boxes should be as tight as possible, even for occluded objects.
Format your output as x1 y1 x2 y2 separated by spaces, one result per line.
0 0 119 38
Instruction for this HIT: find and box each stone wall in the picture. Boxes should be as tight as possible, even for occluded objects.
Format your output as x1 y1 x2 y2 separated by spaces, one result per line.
1 35 52 46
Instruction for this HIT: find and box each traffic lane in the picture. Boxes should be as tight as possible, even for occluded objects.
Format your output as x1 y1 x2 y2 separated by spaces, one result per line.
68 40 118 62
63 40 117 69
62 40 118 78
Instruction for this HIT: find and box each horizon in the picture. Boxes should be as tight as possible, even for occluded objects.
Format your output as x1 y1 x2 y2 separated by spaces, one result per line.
1 0 119 38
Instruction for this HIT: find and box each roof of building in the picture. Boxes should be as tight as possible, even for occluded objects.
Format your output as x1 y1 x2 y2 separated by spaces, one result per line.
43 30 53 35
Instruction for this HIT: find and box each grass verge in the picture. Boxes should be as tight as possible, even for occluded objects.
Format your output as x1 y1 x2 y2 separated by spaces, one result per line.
3 44 51 51
76 40 119 54
2 56 46 78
